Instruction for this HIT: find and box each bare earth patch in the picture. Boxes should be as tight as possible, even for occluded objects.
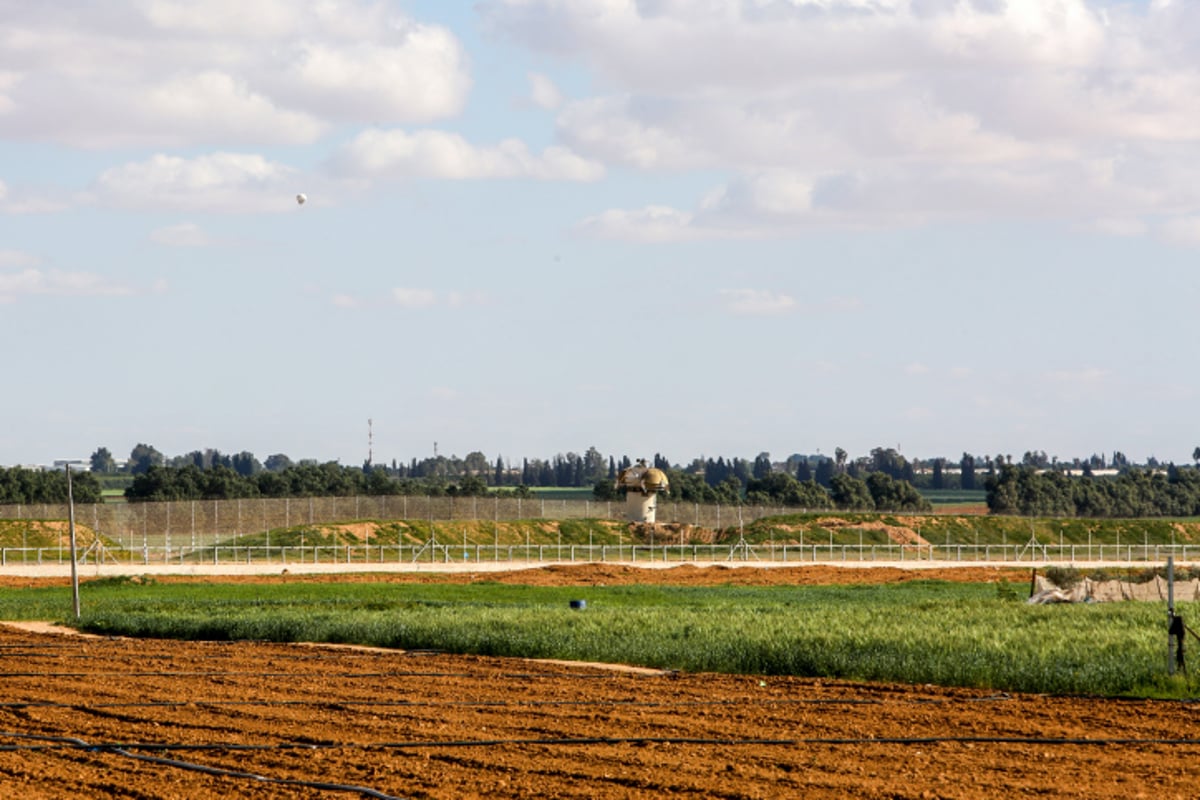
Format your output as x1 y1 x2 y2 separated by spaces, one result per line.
0 562 1029 589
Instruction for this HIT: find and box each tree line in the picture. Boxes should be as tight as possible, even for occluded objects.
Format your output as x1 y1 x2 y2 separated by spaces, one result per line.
9 441 1200 519
85 443 1176 493
0 468 102 505
985 463 1200 518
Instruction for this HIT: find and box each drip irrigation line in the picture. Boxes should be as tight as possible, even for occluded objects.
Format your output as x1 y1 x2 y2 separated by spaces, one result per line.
109 748 407 800
0 644 81 650
0 667 621 681
0 697 886 712
0 732 406 800
2 731 1198 754
0 670 484 679
362 734 1200 750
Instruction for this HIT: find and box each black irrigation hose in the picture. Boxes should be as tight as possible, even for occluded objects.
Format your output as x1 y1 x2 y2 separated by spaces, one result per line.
0 732 406 800
0 697 886 712
108 748 407 800
0 670 484 679
1 731 1199 753
366 734 1200 749
0 668 623 681
0 693 1016 714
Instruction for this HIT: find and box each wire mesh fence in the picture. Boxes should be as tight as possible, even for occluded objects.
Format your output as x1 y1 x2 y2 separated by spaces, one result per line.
0 496 821 546
0 496 1187 567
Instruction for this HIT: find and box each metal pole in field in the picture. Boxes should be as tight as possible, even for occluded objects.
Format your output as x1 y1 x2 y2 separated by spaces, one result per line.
1168 555 1177 675
65 465 80 620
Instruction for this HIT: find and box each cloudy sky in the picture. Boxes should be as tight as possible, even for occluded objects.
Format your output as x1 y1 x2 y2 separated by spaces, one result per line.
2 0 1198 469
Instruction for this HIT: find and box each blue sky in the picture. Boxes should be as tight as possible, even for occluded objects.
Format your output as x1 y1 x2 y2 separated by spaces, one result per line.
2 0 1198 469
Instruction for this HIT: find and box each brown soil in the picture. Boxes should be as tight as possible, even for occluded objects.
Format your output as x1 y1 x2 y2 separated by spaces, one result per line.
1 564 1197 798
0 563 1030 590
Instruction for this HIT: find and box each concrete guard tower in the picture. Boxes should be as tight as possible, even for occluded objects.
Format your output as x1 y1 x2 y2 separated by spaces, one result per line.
616 459 670 523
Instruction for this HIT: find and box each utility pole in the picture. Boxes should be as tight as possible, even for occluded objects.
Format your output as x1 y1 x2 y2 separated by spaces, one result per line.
64 462 82 620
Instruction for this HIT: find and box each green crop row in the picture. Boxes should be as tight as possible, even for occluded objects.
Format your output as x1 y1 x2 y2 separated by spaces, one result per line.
2 578 1187 698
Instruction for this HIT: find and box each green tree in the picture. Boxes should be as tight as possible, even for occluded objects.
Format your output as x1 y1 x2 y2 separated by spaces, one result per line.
713 476 743 505
90 447 116 474
960 453 976 491
870 447 905 479
865 472 931 512
230 451 261 477
463 451 490 477
814 458 834 488
201 465 258 499
795 458 812 482
931 458 945 490
752 452 772 480
128 443 164 475
450 475 490 497
264 453 293 472
592 478 618 501
0 467 101 504
745 471 832 509
829 473 874 510
582 446 607 484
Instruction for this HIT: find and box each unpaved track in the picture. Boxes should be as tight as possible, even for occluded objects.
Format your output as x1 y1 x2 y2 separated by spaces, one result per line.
0 565 1198 799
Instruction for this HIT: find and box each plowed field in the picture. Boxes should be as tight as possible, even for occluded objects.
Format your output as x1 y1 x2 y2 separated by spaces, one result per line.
1 565 1199 799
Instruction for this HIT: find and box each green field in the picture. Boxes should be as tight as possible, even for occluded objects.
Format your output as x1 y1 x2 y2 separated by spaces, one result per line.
4 577 1189 699
528 486 596 500
920 488 987 506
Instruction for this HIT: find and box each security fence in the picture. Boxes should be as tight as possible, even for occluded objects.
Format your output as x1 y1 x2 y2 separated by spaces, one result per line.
0 540 1193 568
0 495 815 548
0 497 1190 567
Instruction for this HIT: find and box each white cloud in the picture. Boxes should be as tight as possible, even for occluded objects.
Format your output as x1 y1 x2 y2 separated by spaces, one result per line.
1085 218 1149 238
92 152 299 212
483 0 1200 238
0 2 470 148
0 249 38 268
905 363 931 376
719 288 796 316
149 222 213 247
333 128 604 182
334 287 490 310
528 72 564 110
1158 217 1200 247
392 288 437 308
0 268 135 302
0 179 68 214
575 205 700 242
270 34 469 123
446 291 489 308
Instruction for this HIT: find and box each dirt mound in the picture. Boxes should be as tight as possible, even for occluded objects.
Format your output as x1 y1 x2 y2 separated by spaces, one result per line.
810 515 931 546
